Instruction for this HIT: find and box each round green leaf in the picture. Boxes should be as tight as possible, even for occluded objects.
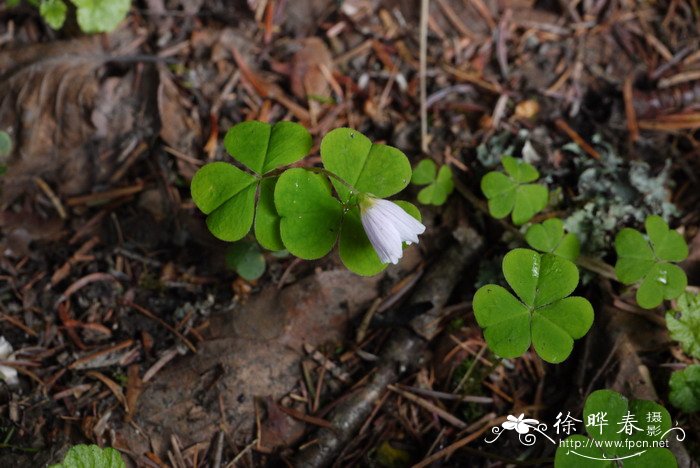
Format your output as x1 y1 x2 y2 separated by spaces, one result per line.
555 233 581 262
40 0 67 29
503 249 579 308
525 219 580 261
254 177 284 251
525 218 564 253
418 165 454 206
473 285 531 358
627 399 671 443
636 263 687 309
226 241 266 281
511 183 548 225
205 185 256 242
411 159 437 185
481 171 516 219
275 168 342 259
583 390 629 444
49 444 125 468
72 0 130 33
624 448 677 468
191 162 257 241
502 156 539 183
532 297 594 363
614 228 656 284
555 435 613 468
645 215 688 262
224 121 312 175
669 364 700 413
320 128 411 202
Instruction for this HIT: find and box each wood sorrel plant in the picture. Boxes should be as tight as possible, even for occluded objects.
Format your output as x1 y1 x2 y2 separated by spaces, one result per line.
191 121 424 276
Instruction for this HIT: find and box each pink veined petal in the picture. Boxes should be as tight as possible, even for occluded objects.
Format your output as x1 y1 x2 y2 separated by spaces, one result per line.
361 206 403 264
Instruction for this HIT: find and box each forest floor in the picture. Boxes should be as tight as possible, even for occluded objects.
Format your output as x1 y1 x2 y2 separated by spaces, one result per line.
1 0 699 466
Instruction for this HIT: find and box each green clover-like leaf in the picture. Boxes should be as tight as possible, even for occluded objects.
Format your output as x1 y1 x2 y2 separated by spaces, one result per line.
49 444 125 468
556 390 676 467
666 292 700 359
411 159 437 185
275 168 342 259
417 165 454 206
226 241 266 281
224 121 312 175
615 216 688 309
254 177 284 251
481 156 547 225
525 218 580 261
669 364 700 413
338 200 421 276
473 249 593 363
40 0 67 29
71 0 131 33
190 162 257 241
320 128 411 202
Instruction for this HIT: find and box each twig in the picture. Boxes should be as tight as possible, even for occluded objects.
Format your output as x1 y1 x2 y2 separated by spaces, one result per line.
419 0 430 153
292 227 484 467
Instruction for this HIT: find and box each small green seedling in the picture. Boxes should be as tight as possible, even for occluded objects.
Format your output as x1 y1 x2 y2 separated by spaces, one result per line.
49 444 125 468
525 218 580 261
555 390 677 467
615 215 688 309
666 292 700 359
473 248 593 363
11 0 131 33
481 156 548 225
669 364 700 413
191 123 424 277
226 241 266 281
410 159 454 206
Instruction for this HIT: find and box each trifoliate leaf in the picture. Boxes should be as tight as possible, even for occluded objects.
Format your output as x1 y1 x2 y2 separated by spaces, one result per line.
320 128 411 203
666 293 700 359
275 168 342 259
417 165 454 206
614 216 688 309
525 218 580 261
669 364 700 413
473 249 593 363
71 0 131 33
556 390 676 467
411 159 437 185
224 121 312 175
190 162 257 242
40 0 67 29
226 241 266 281
481 156 547 225
49 444 125 468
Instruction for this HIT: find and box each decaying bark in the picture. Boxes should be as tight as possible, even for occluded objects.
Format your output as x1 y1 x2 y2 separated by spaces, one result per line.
293 225 484 467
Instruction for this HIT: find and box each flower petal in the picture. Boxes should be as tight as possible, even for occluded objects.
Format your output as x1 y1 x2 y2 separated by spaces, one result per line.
372 199 426 244
361 206 403 264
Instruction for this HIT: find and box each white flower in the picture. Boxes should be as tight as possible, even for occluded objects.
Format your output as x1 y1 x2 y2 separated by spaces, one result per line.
359 197 426 264
0 336 18 386
502 414 539 434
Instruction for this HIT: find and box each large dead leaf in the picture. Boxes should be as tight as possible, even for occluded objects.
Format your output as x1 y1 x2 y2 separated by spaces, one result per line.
0 31 156 205
115 269 382 458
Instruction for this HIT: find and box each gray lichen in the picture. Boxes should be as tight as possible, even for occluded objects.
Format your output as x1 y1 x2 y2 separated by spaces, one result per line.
563 135 679 256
